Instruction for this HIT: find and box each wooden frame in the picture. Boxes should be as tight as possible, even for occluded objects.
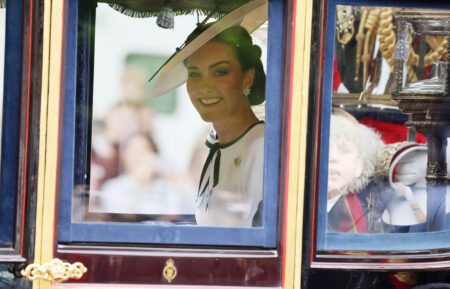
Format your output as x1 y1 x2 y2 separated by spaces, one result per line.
0 0 42 264
33 0 315 287
58 0 281 248
303 0 450 270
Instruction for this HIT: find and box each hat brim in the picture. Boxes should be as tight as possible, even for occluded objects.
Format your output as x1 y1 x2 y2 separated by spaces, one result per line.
389 144 427 187
150 0 268 98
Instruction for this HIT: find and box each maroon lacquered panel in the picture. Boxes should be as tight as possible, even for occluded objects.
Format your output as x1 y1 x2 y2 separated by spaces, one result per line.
58 246 281 286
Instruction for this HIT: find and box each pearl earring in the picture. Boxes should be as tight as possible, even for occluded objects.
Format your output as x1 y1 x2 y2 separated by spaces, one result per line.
243 88 251 96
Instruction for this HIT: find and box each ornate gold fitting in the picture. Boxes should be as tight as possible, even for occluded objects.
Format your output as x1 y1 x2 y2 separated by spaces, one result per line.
336 5 355 45
21 258 87 283
374 142 416 182
163 258 177 283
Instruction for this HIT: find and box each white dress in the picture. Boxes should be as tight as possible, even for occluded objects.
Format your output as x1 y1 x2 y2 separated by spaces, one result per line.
195 122 264 227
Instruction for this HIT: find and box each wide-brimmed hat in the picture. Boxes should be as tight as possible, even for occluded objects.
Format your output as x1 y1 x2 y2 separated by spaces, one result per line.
388 144 427 186
375 142 428 186
149 0 268 98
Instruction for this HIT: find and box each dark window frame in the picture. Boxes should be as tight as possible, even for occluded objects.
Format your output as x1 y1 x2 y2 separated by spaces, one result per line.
0 0 42 264
58 0 284 247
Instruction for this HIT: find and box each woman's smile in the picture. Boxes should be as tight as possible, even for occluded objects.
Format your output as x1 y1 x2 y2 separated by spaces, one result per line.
198 97 223 105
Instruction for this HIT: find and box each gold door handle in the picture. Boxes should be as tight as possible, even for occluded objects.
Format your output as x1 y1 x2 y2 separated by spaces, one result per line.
21 258 87 283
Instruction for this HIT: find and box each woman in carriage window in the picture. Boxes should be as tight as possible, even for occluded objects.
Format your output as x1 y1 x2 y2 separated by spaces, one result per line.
150 1 267 227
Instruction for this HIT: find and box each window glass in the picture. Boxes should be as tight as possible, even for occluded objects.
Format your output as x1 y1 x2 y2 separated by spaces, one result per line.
69 1 275 237
324 5 449 237
79 5 211 223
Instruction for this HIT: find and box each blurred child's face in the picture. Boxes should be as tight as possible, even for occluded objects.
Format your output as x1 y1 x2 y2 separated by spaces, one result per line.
105 105 139 143
328 135 363 195
122 135 156 182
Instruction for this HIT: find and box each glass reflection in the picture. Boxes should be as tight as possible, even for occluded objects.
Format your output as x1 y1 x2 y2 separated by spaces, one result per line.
394 15 449 95
77 2 268 228
327 110 386 233
82 5 208 224
328 5 450 233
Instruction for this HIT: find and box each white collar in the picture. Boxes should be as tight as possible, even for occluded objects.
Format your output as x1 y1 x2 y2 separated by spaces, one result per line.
327 194 342 213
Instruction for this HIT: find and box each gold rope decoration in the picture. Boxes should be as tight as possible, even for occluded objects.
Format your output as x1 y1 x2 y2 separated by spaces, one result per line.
362 8 381 89
403 28 447 82
424 35 447 66
406 25 419 82
355 8 368 81
350 7 447 88
377 8 398 71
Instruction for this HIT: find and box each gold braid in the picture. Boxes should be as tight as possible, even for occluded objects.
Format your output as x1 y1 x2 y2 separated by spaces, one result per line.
362 8 381 90
424 35 447 66
406 24 419 82
405 30 447 82
355 8 368 81
377 8 398 71
351 8 446 89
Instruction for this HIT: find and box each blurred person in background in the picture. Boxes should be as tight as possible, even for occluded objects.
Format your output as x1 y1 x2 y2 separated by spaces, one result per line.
90 102 154 192
327 112 388 233
96 133 194 221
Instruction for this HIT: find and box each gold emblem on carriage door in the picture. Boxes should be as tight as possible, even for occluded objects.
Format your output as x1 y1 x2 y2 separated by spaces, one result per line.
163 258 177 283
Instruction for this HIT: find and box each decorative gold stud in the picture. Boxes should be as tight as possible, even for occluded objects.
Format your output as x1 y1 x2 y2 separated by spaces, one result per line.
234 157 242 167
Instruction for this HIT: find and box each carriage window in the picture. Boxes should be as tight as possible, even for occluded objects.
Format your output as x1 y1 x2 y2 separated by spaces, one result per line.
314 3 450 253
58 0 282 247
87 3 268 225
